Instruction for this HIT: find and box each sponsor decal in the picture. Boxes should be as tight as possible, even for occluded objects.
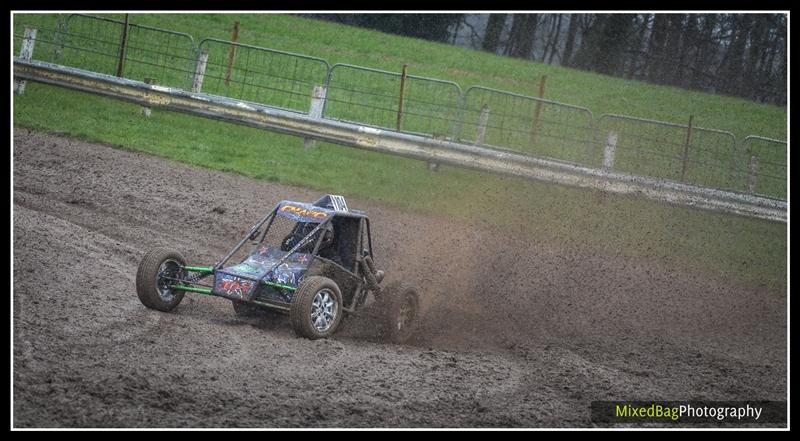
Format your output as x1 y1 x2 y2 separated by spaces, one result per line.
230 263 261 274
279 204 328 220
273 263 297 286
218 275 255 299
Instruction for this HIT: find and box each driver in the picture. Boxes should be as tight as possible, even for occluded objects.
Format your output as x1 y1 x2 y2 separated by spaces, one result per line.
281 222 335 256
317 223 336 260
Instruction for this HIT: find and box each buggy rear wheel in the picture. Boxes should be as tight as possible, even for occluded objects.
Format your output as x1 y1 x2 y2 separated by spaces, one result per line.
289 276 343 339
136 248 187 312
378 282 420 344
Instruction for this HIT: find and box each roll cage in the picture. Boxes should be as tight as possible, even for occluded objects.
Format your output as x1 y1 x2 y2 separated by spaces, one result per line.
213 197 375 279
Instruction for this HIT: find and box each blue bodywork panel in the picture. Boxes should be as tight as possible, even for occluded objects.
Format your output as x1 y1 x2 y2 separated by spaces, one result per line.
213 245 312 302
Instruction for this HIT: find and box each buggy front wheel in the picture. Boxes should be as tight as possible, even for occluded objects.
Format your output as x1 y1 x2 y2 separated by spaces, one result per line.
136 248 187 312
289 276 343 339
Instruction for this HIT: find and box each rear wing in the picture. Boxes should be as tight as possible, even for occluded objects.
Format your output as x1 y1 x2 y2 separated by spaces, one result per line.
314 194 366 216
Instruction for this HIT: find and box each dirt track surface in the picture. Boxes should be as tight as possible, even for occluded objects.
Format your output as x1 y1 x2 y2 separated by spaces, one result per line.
13 128 786 428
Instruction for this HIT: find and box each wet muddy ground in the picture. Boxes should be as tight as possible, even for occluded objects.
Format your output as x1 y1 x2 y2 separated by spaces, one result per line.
12 128 786 427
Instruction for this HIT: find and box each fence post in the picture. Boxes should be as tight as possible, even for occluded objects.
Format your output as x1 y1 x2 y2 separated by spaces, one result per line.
584 112 598 167
116 14 130 78
451 92 465 143
529 74 547 145
730 137 743 190
53 19 67 63
191 50 209 93
428 134 448 171
14 27 37 95
603 131 618 170
747 154 760 194
224 21 240 87
141 77 156 117
304 85 327 150
476 104 490 145
680 115 694 182
396 64 408 132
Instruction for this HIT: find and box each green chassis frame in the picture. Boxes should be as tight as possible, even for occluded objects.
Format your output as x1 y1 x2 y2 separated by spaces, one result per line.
172 267 297 296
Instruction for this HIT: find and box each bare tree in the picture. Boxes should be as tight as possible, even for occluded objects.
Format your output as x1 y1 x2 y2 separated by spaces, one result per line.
544 14 564 64
504 14 539 59
718 14 753 95
561 14 579 67
690 14 718 89
646 14 668 83
482 14 507 53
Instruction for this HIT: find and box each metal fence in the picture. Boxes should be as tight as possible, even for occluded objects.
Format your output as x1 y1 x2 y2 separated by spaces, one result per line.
13 16 787 201
595 115 739 192
323 64 463 138
738 136 787 200
62 14 197 89
460 86 596 166
197 38 330 114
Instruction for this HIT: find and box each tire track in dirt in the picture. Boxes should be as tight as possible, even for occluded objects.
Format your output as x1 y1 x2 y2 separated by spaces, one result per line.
13 128 786 427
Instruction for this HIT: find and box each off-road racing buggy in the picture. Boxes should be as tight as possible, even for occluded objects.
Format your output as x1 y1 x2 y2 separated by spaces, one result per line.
136 195 420 343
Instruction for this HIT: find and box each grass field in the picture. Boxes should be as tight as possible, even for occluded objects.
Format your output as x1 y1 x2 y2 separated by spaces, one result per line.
13 13 787 139
14 13 787 198
13 13 787 290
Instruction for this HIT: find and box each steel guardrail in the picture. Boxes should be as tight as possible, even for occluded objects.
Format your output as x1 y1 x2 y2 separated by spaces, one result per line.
13 58 787 223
